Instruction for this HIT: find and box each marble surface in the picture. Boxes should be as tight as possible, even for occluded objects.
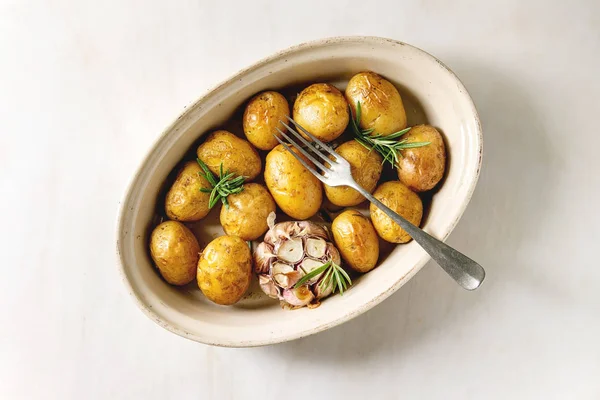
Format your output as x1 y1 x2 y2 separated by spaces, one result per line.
1 0 599 399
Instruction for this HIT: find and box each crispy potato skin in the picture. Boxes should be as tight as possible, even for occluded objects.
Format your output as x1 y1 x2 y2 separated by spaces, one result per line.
345 71 407 136
196 130 262 180
150 221 200 285
397 125 446 192
243 91 290 150
197 235 252 305
324 140 383 206
293 83 349 142
332 210 379 273
165 161 211 222
370 181 423 243
220 183 276 240
264 144 323 219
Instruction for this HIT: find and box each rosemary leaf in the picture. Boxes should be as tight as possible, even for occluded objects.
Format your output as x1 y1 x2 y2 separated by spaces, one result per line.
336 263 352 284
397 141 431 149
385 127 412 140
333 268 345 295
208 191 218 209
197 158 218 186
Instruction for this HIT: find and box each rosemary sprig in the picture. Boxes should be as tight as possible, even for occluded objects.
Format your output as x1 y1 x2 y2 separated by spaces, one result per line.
197 158 245 209
350 101 431 167
294 260 352 295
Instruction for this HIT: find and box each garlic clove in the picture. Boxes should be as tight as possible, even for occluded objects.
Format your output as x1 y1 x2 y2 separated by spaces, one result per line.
300 258 326 284
305 237 327 259
259 275 280 299
272 262 295 288
254 242 275 274
277 237 304 263
282 286 314 307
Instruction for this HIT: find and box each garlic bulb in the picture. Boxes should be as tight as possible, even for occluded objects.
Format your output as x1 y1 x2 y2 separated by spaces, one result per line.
254 213 341 309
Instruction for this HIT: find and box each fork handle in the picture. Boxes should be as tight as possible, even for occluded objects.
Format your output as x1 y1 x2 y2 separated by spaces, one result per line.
353 185 485 290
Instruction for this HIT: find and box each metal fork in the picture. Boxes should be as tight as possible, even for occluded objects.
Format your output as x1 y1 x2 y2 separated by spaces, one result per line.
275 117 485 291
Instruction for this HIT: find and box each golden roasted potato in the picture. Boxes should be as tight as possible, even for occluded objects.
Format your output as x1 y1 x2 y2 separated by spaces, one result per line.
331 210 379 273
243 91 290 150
397 125 446 192
345 71 407 135
196 130 261 180
149 221 200 285
370 181 423 243
293 83 349 142
164 161 211 222
220 183 276 240
324 140 383 206
264 144 322 219
197 235 252 305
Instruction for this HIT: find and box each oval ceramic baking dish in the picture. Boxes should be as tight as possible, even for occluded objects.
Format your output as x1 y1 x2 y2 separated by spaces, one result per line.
116 36 482 347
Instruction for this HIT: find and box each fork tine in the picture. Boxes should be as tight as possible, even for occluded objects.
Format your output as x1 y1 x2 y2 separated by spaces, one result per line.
279 120 333 164
276 128 331 172
273 135 329 184
285 116 339 157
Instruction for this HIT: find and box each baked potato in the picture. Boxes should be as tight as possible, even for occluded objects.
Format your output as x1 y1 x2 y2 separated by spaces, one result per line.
242 91 290 150
345 71 407 135
164 161 211 222
196 130 261 180
264 144 322 219
324 140 383 206
220 183 276 240
331 210 379 273
149 221 200 285
397 125 446 192
293 83 349 142
197 235 252 305
370 181 423 243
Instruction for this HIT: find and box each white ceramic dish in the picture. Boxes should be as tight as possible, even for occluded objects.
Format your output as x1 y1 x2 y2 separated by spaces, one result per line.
116 36 482 347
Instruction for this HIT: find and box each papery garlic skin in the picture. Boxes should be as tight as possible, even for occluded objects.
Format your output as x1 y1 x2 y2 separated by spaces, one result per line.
259 275 280 299
254 242 275 274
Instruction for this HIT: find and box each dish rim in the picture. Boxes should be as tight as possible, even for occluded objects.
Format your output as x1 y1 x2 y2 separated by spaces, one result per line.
115 35 483 347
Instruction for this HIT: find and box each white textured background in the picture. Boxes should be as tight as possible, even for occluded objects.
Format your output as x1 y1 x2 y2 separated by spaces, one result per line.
1 0 599 399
